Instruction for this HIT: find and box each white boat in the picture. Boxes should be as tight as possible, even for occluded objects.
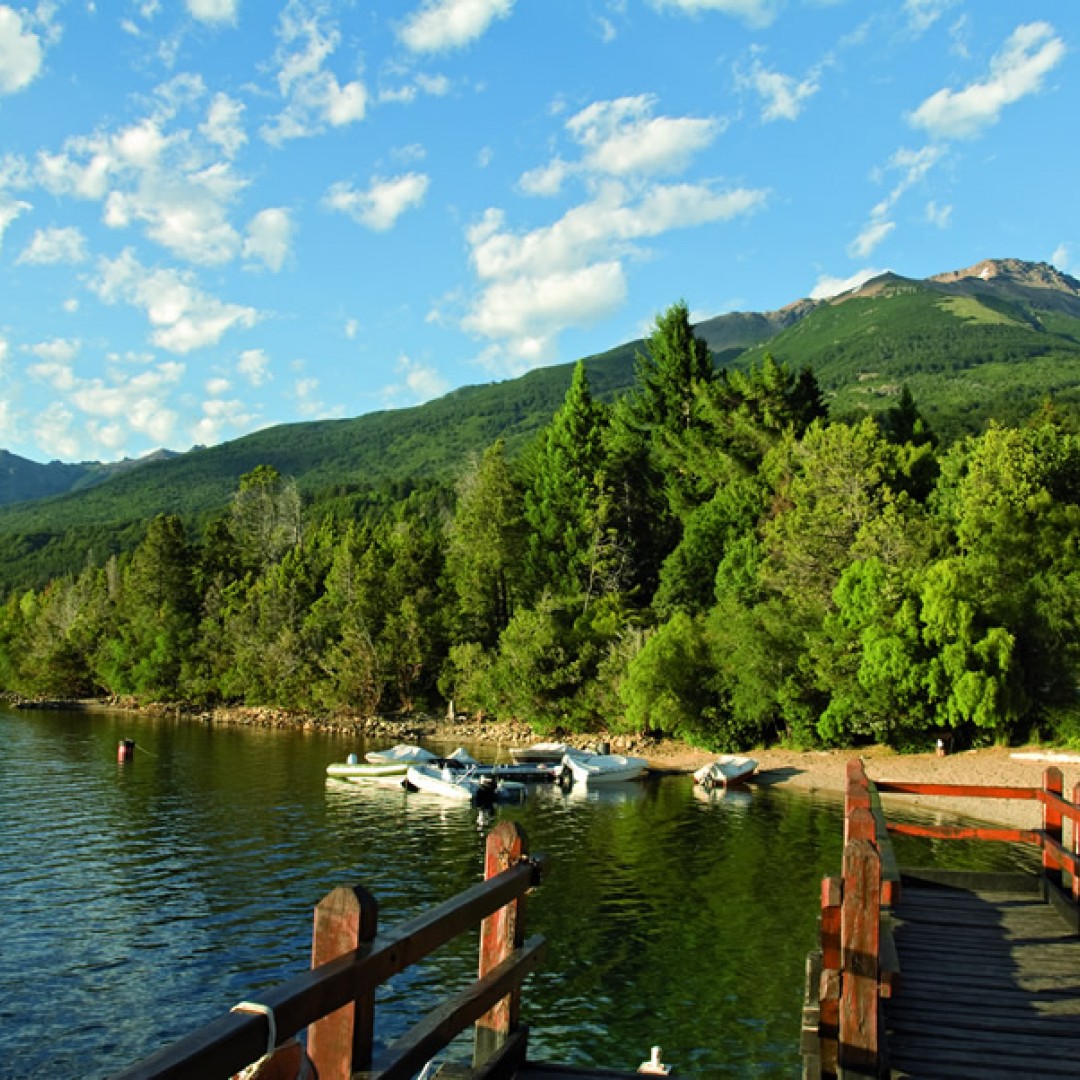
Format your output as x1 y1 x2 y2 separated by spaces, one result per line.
693 755 757 788
364 744 438 766
327 758 415 779
509 740 570 764
405 761 526 806
558 749 648 785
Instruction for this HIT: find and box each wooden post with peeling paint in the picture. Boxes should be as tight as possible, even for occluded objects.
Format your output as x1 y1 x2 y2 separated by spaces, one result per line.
307 884 379 1079
474 819 528 1067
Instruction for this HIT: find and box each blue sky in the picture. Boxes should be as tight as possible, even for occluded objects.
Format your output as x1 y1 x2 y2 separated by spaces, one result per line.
0 1 1074 464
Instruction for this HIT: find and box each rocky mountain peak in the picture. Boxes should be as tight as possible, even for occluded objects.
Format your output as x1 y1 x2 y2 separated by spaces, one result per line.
930 258 1080 295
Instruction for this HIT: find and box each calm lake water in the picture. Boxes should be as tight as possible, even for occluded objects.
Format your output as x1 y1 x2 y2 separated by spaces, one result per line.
0 706 1034 1079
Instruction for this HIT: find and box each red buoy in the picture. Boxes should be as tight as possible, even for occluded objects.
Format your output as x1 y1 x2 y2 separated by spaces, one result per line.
118 739 136 762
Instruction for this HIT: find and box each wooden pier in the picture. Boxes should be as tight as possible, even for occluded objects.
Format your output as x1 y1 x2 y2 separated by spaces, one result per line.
114 820 659 1080
802 759 1080 1079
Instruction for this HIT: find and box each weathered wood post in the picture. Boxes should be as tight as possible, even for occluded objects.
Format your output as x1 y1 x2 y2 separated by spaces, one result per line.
1073 782 1080 905
1043 766 1064 893
838 838 881 1078
845 760 872 846
307 884 379 1080
818 876 843 1077
475 820 528 1067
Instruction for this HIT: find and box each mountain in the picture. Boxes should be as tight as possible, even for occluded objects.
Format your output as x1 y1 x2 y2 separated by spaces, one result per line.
3 257 1079 594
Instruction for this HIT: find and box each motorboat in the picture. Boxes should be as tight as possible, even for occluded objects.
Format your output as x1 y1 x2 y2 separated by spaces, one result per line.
509 740 570 765
558 748 648 786
404 762 525 806
693 755 757 788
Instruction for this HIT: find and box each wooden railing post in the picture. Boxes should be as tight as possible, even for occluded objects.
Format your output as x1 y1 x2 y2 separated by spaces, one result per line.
845 761 871 846
818 876 843 1076
1073 782 1080 905
1043 766 1064 891
474 820 529 1066
839 838 881 1078
307 884 379 1080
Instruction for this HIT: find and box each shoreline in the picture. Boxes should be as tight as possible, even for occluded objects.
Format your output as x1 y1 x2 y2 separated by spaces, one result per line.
11 696 1078 830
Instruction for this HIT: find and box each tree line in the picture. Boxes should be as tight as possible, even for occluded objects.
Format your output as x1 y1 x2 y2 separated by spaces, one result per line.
3 301 1079 752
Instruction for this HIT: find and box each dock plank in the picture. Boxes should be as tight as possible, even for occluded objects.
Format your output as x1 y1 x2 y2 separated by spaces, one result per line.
885 881 1080 1079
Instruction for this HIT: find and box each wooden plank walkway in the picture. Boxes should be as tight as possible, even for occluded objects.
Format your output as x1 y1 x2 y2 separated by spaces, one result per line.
884 876 1080 1079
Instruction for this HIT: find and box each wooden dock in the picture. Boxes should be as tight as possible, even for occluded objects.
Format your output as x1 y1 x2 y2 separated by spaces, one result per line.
884 872 1080 1078
802 759 1080 1079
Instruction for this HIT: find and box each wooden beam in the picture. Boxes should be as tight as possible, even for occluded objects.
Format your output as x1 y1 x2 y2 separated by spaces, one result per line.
839 839 881 1076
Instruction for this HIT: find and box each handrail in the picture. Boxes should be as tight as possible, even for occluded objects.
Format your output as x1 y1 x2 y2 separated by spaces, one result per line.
805 758 1080 1079
113 821 547 1080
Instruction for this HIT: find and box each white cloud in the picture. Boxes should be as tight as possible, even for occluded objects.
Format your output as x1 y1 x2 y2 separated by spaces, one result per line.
519 158 571 197
737 59 821 122
904 0 955 34
909 22 1065 140
389 354 449 404
201 92 247 157
462 178 765 368
648 0 778 30
186 0 238 25
191 396 260 446
205 376 230 395
37 139 112 200
567 95 720 176
34 402 81 459
925 200 952 228
17 225 88 264
0 193 31 250
28 338 80 365
1051 244 1075 278
0 5 44 95
244 207 293 271
810 268 885 300
400 0 515 54
324 173 430 231
238 347 271 385
848 218 895 259
93 249 259 353
261 5 368 144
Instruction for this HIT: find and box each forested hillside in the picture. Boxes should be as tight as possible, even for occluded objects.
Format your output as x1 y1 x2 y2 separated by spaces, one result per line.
3 301 1079 755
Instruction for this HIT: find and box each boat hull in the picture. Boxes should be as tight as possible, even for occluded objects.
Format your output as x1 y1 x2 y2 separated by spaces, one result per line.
560 751 648 785
693 756 757 787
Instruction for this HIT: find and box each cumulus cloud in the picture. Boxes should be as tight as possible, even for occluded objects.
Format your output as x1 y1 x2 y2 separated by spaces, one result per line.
909 22 1065 140
463 179 765 368
324 173 430 231
18 225 88 264
810 268 885 300
191 395 260 446
201 92 247 157
92 248 259 353
648 0 778 30
186 0 238 25
567 95 720 177
0 5 44 95
238 347 272 385
243 207 293 271
737 58 821 122
400 0 515 54
386 354 449 404
261 5 368 144
28 354 184 456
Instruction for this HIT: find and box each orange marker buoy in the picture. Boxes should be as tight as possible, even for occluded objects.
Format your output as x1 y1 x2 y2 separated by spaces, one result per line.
118 739 136 762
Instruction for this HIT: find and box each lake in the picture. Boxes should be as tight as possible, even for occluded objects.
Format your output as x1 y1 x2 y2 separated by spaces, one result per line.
0 706 1032 1078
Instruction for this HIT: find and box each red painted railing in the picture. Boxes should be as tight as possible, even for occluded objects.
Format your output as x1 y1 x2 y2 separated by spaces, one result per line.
114 820 547 1080
804 758 1080 1079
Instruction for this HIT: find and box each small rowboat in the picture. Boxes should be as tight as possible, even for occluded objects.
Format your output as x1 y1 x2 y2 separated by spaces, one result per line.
405 762 525 806
558 749 648 786
693 755 757 788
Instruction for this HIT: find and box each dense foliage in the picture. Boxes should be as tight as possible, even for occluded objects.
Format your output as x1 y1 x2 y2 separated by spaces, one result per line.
3 302 1080 753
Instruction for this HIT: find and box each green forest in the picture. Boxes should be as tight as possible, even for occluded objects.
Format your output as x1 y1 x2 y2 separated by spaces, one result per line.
3 302 1080 753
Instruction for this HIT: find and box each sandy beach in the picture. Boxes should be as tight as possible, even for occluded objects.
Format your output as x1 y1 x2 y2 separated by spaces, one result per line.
647 741 1080 831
